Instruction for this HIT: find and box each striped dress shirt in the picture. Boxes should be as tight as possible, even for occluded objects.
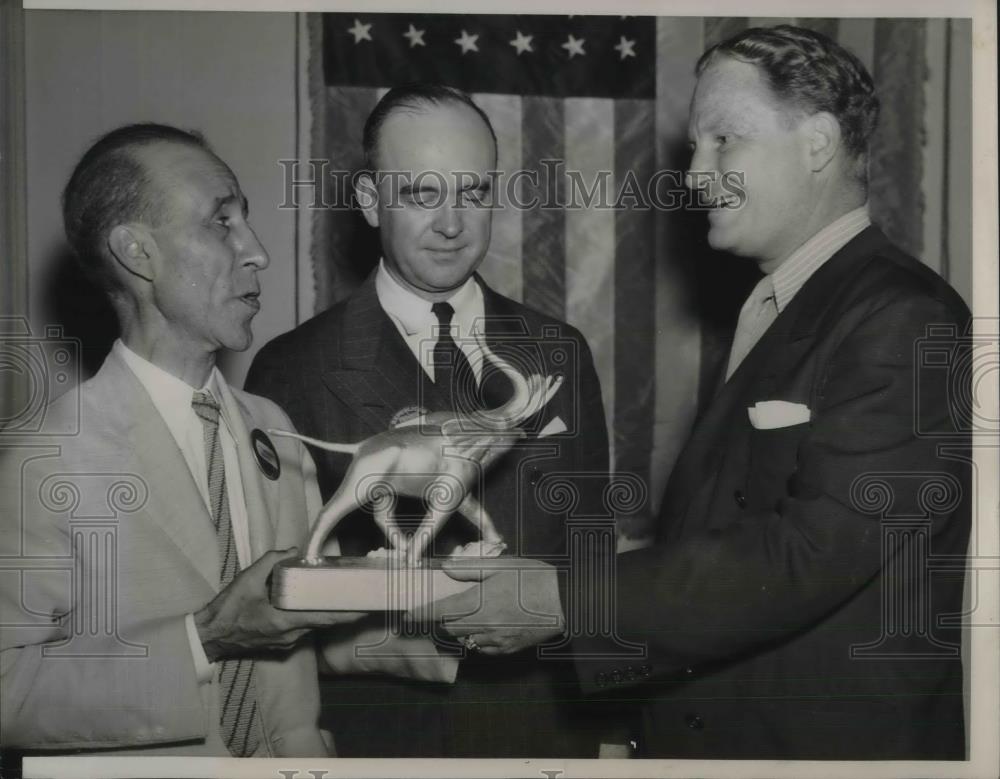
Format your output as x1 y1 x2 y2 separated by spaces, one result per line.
725 207 871 380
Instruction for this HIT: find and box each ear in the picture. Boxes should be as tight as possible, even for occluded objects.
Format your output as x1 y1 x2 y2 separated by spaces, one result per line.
355 173 380 228
804 112 842 172
107 224 154 283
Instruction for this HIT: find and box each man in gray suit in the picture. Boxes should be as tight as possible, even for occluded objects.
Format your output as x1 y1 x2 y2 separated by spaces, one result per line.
0 123 362 756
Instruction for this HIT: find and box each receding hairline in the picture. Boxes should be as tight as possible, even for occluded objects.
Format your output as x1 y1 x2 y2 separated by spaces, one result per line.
129 140 239 218
130 139 232 181
695 52 805 120
370 96 498 168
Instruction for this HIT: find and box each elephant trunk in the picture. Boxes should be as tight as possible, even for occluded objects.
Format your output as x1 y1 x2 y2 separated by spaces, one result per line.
472 334 536 430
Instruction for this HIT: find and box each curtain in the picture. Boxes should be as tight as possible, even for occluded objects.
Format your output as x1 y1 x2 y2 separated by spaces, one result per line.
1 0 30 433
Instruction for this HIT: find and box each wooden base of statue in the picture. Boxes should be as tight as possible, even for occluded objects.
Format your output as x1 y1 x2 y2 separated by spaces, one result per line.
271 556 477 611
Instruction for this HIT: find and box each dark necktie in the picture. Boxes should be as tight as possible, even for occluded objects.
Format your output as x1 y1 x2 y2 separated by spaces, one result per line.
431 302 479 412
191 390 264 757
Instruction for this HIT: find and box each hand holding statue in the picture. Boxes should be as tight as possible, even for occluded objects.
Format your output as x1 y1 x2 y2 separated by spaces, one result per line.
407 557 565 655
195 548 365 661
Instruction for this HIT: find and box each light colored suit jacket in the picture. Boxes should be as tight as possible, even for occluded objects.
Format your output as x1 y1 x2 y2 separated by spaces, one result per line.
0 349 326 755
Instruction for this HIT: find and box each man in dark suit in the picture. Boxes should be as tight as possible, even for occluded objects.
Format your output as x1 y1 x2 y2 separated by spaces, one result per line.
420 26 972 760
246 84 611 757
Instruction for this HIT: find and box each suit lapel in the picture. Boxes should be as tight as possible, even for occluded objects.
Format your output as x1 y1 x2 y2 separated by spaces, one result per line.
480 278 529 339
781 225 890 342
322 274 440 433
662 226 891 520
728 225 889 386
100 353 220 588
478 281 526 410
216 380 278 560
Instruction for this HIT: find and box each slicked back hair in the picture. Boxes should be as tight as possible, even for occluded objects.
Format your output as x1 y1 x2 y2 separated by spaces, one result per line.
361 82 498 173
62 122 211 297
697 25 879 179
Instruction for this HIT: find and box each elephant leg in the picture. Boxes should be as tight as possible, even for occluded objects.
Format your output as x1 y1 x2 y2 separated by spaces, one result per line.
457 493 503 544
372 498 404 551
304 485 365 563
405 507 454 567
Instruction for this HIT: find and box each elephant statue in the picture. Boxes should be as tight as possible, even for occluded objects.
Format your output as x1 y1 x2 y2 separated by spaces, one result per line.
269 333 563 566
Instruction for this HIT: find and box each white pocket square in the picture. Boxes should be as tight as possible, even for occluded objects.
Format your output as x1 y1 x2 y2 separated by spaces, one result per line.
539 415 568 438
748 400 811 430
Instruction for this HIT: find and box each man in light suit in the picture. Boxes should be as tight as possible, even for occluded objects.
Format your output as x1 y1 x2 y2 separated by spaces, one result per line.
0 124 360 756
419 26 972 760
246 84 612 756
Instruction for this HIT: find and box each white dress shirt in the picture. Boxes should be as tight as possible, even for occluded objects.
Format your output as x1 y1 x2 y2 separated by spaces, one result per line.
115 339 252 683
375 259 487 383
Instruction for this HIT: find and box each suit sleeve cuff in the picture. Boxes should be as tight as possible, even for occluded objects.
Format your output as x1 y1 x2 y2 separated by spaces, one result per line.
185 612 215 685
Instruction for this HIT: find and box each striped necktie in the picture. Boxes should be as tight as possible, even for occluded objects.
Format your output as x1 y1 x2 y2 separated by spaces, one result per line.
191 390 264 757
725 276 778 381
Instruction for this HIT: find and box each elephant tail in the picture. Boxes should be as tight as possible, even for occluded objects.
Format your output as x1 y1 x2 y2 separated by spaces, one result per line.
267 429 360 455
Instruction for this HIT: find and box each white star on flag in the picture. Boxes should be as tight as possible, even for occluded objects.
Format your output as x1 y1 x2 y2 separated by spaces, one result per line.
455 30 480 54
347 19 372 44
614 36 636 60
561 34 585 58
403 24 426 47
509 30 534 55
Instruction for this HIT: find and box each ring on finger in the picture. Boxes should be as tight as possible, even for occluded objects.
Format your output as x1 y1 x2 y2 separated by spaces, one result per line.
461 635 480 652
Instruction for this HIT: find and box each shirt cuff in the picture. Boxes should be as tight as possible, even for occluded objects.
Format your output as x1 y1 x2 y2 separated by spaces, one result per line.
185 612 215 685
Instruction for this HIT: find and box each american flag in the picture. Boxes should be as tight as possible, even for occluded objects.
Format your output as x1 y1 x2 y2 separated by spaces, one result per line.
305 13 954 539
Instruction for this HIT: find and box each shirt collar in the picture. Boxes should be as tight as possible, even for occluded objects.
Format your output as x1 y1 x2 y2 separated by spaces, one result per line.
770 206 871 312
375 258 482 337
114 339 232 429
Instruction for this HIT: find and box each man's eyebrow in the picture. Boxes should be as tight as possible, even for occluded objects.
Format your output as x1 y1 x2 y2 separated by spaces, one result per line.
459 178 491 193
691 114 752 139
211 193 248 215
691 111 720 132
398 182 442 196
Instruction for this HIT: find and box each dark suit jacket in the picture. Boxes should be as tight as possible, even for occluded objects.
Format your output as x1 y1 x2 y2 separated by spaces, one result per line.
572 226 971 760
247 273 611 757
